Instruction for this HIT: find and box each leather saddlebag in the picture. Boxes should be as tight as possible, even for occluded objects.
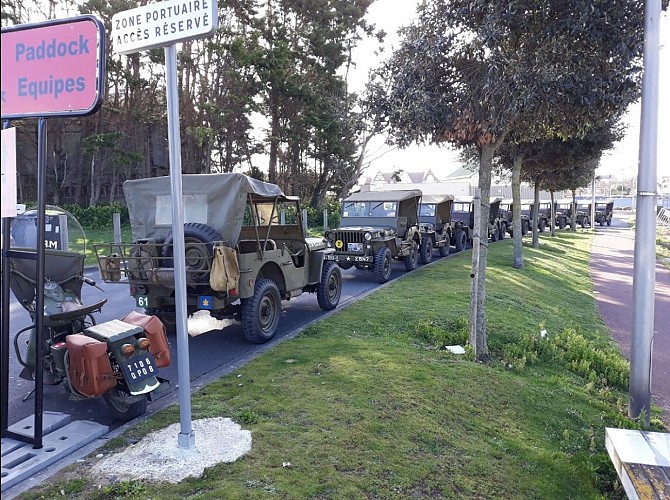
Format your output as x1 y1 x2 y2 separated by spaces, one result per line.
121 311 171 368
65 334 116 397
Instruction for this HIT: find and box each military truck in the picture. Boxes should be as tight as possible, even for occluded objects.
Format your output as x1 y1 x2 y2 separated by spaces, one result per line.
499 200 530 237
595 200 614 226
94 173 342 344
451 196 504 250
323 190 423 283
418 194 455 262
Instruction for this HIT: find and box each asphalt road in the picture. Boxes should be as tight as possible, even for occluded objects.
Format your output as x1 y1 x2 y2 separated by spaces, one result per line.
4 250 456 431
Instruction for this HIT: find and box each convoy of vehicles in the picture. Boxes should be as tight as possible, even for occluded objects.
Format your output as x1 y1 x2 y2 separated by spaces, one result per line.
6 173 606 421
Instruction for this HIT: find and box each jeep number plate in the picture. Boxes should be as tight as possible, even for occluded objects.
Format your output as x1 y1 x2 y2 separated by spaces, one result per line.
136 295 149 308
120 353 157 383
347 242 363 252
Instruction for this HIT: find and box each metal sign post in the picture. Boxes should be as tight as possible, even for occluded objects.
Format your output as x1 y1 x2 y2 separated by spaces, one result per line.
111 0 218 449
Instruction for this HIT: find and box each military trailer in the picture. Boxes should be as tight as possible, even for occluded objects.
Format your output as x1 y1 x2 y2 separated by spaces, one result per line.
595 200 614 226
418 194 455 262
323 190 423 283
452 196 504 250
94 173 342 344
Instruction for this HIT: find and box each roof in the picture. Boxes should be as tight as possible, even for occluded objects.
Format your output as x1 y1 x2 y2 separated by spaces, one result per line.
123 173 288 241
420 194 455 204
343 189 422 203
455 196 503 203
444 166 477 179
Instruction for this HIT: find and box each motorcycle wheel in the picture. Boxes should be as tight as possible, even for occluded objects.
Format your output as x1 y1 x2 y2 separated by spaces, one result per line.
103 388 148 422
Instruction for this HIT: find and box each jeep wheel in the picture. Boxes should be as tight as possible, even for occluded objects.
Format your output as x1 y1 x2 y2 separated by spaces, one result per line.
404 240 419 271
419 237 433 264
606 217 612 226
581 217 588 228
162 222 222 284
499 223 507 240
538 219 546 232
455 231 467 252
558 218 566 230
374 247 392 283
438 242 449 257
317 261 342 311
491 226 499 242
241 279 281 343
522 221 529 236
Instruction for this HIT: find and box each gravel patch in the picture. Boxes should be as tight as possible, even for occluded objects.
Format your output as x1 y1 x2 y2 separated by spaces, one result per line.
91 417 251 483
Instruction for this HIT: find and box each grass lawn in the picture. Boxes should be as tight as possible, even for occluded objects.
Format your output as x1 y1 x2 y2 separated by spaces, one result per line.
22 231 667 499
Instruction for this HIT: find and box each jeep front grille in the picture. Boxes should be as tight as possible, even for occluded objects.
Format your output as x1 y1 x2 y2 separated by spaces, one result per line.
331 231 365 252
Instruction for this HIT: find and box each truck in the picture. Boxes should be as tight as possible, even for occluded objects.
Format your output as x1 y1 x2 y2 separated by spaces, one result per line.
94 173 342 344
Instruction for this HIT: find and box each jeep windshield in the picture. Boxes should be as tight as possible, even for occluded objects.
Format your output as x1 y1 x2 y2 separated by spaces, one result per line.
453 203 470 213
342 201 397 218
420 204 436 217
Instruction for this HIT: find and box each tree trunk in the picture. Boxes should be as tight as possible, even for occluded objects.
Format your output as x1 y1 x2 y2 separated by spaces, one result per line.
474 142 496 363
571 189 577 231
268 88 280 184
532 180 540 248
512 153 523 269
550 191 556 237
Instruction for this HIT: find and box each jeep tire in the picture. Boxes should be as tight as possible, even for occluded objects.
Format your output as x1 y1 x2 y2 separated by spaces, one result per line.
438 241 450 257
241 279 281 343
419 237 433 264
455 230 467 252
375 247 392 283
317 261 342 311
162 222 222 284
538 219 546 232
404 240 419 271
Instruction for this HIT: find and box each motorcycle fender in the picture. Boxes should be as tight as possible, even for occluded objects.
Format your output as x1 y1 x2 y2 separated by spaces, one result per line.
121 311 171 368
126 376 160 396
65 334 117 398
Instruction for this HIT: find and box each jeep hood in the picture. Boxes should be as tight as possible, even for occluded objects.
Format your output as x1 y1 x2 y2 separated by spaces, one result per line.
123 173 287 242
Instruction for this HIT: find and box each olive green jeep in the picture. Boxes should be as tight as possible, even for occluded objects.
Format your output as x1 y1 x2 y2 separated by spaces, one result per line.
323 190 423 283
94 173 342 344
418 194 455 262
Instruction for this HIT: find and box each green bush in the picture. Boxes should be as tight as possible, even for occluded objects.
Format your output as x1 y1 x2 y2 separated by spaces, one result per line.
61 203 129 230
305 201 341 229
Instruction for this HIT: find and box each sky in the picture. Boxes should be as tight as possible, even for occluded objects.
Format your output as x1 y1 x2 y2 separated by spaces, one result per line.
350 1 669 182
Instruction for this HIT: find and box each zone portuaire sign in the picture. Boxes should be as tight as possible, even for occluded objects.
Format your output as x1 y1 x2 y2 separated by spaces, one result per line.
1 15 105 119
112 0 218 55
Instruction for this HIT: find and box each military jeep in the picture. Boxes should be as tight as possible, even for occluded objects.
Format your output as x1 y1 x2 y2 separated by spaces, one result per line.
575 202 592 228
323 190 423 283
418 194 455 262
554 201 572 229
595 200 614 226
500 200 530 237
452 196 504 250
94 173 342 344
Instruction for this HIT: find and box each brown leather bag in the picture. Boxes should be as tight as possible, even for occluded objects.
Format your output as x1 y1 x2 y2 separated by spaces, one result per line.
121 311 171 368
65 334 117 397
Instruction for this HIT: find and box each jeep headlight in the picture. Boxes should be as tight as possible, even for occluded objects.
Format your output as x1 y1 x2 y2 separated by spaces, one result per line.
325 231 334 241
364 232 372 241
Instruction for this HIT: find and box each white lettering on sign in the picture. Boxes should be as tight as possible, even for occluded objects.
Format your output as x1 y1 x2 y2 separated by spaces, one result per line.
111 0 218 55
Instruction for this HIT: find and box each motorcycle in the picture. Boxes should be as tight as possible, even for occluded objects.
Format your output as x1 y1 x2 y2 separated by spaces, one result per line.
8 206 171 422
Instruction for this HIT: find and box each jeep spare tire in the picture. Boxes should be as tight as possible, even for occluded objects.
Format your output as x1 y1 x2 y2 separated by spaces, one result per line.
162 222 222 283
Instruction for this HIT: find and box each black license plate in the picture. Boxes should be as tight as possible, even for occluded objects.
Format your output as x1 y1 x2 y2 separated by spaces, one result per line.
120 353 157 383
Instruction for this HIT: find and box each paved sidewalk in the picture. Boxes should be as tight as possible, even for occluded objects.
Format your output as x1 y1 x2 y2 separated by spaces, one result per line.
590 213 670 426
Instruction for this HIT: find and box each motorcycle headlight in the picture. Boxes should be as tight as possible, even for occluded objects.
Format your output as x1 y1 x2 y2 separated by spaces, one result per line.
364 232 372 241
137 337 151 351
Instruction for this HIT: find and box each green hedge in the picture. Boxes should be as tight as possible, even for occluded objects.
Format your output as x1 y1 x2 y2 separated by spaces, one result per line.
61 203 129 230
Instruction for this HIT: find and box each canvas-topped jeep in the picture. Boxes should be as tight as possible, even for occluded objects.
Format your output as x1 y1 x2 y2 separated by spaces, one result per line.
500 200 530 237
323 190 423 283
595 200 614 226
452 196 504 249
418 194 455 262
94 173 342 344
